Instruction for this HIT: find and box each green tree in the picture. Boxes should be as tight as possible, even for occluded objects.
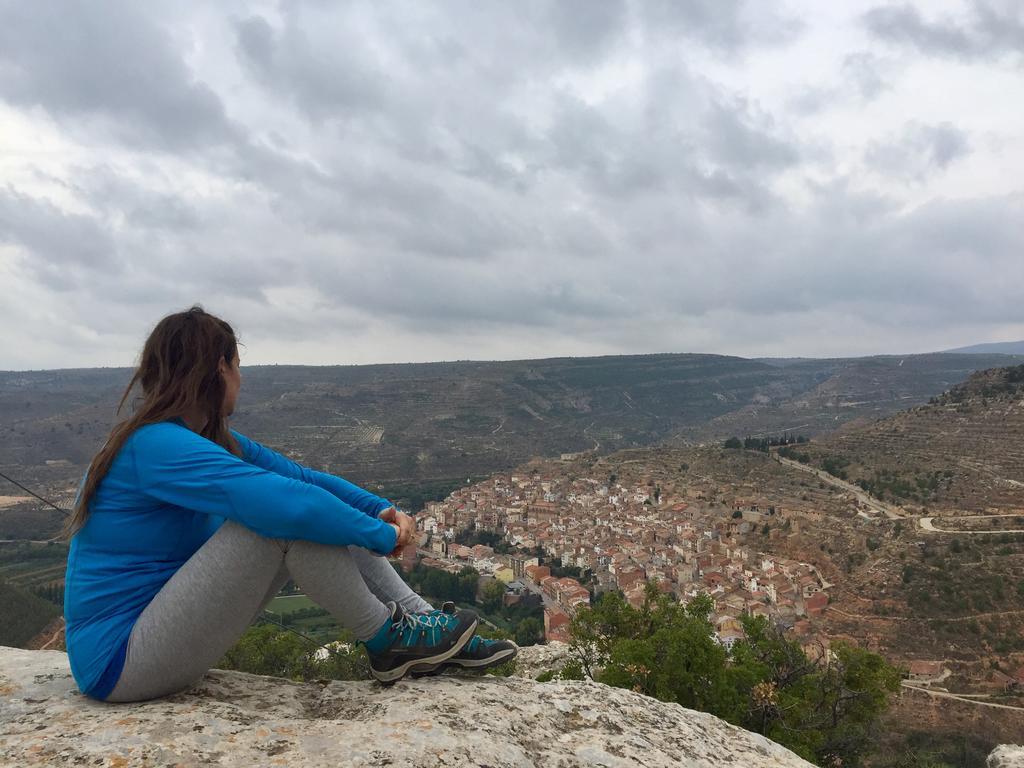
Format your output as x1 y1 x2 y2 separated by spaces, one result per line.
458 566 480 603
481 579 506 614
514 616 543 647
732 616 902 766
218 623 368 682
566 586 741 718
724 436 743 449
564 584 900 767
0 578 59 647
602 594 742 719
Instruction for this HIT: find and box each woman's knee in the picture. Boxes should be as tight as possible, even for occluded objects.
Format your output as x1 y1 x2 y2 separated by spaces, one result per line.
215 519 290 554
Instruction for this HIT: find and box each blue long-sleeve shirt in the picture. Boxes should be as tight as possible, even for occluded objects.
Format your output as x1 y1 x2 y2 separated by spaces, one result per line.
63 419 398 700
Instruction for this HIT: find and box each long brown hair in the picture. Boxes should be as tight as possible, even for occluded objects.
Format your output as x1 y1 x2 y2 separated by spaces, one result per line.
64 306 243 538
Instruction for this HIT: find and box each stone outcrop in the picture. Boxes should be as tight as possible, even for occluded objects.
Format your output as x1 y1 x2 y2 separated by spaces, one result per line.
507 639 572 679
989 745 1024 768
0 644 814 767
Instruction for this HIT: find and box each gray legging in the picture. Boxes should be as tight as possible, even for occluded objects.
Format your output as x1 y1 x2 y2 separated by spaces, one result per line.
105 519 433 702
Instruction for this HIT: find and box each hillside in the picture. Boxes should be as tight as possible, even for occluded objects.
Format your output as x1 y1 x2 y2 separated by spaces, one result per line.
792 365 1024 513
0 354 807 536
3 351 1017 539
679 353 1023 443
229 354 823 489
0 579 58 647
945 341 1024 355
552 441 1023 659
0 353 826 536
1 354 822 472
772 366 1024 684
3 359 1023 763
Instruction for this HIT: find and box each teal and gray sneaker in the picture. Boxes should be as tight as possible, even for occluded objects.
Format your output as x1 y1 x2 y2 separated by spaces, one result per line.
410 602 518 676
362 600 478 683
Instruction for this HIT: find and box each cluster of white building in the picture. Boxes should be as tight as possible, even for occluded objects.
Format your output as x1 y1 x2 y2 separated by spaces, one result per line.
417 467 832 645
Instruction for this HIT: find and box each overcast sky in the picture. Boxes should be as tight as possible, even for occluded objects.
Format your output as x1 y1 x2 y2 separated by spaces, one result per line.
1 0 1022 369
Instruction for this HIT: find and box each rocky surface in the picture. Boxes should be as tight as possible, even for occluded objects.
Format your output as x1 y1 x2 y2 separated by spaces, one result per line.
0 644 814 767
507 640 572 679
989 745 1024 768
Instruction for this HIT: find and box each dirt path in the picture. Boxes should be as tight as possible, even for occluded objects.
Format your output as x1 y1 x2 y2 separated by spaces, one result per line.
919 515 1024 535
27 618 65 651
39 623 65 650
827 605 1024 623
0 539 56 545
0 495 34 509
770 452 1024 534
901 682 1024 712
773 454 906 519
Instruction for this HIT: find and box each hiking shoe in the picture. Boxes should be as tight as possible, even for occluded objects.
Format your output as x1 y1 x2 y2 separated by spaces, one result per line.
417 634 519 674
362 600 478 683
410 602 518 677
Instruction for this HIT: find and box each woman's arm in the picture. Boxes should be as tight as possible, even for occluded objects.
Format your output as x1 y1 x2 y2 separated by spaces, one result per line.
130 423 398 554
231 430 393 518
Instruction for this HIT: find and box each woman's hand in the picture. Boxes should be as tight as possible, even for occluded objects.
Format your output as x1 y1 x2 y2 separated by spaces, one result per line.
379 507 416 557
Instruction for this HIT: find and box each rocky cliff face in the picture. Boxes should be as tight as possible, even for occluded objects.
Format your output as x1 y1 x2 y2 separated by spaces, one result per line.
0 644 816 767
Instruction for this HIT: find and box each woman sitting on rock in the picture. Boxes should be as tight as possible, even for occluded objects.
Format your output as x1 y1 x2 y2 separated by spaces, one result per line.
63 305 516 702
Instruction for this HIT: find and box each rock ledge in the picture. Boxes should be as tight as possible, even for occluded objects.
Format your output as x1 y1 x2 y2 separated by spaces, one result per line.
0 644 817 767
988 745 1024 768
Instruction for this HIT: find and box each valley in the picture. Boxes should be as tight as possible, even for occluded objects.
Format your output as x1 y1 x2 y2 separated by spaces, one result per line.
1 351 1022 764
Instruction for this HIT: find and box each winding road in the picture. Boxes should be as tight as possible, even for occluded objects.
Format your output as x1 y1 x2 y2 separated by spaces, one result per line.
771 452 1023 535
773 453 906 520
919 515 1024 535
901 683 1024 712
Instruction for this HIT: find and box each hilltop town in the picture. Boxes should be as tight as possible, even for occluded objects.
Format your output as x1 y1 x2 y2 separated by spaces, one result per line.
416 459 834 652
410 438 1024 760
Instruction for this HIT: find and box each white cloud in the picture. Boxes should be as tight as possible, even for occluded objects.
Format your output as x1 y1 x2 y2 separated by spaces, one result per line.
0 0 1021 369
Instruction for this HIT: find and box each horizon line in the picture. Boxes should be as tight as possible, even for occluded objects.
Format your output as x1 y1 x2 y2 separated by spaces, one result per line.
3 345 1023 375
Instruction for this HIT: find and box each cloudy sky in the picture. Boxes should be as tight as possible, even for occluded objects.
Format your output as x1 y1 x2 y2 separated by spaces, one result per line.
1 0 1022 369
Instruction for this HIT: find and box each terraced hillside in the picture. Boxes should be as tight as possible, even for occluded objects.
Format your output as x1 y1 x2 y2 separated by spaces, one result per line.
792 365 1024 513
0 353 821 535
1 352 1016 539
2 354 831 493
231 354 827 489
679 353 1022 443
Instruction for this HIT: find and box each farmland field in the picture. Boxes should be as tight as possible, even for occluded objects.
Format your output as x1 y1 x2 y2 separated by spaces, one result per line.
265 593 320 614
261 593 342 643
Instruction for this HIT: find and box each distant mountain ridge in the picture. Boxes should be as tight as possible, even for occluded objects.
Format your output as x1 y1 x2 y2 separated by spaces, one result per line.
943 340 1024 355
1 351 1021 536
0 352 823 478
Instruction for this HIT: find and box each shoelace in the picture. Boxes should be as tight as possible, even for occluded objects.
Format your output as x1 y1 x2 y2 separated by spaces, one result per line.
392 610 456 647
